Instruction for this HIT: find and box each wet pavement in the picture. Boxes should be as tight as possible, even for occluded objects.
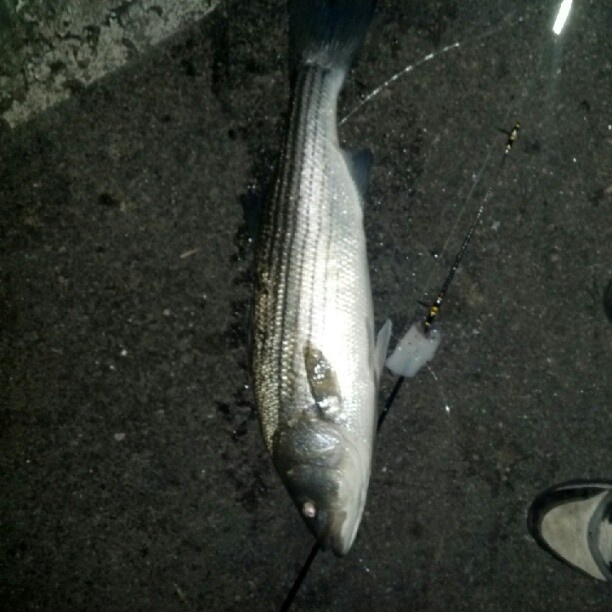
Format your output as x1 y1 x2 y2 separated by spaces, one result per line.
1 0 611 609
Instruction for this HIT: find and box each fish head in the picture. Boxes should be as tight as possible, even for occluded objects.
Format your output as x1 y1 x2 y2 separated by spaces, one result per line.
272 411 369 556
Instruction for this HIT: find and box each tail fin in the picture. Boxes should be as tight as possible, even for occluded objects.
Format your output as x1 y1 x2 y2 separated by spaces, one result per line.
289 0 375 79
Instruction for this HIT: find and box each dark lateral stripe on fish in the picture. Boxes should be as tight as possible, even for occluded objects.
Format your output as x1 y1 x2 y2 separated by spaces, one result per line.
280 68 329 403
257 67 315 396
284 69 331 406
266 68 317 407
304 74 330 348
258 67 330 410
276 65 320 406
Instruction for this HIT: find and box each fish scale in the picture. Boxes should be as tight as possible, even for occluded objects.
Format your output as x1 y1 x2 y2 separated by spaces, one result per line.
252 0 388 556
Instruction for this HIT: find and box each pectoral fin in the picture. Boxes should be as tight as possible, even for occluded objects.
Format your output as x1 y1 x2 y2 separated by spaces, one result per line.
304 342 342 418
374 319 392 381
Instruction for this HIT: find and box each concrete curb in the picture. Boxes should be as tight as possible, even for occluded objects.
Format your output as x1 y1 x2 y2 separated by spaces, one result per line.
0 0 220 128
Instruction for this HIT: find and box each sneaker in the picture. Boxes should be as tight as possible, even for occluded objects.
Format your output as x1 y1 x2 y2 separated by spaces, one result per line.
527 480 612 581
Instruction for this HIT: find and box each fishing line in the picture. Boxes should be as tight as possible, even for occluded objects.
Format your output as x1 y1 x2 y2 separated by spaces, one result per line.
416 119 505 313
426 364 451 414
279 135 512 602
339 7 535 332
279 541 321 612
279 139 516 610
339 11 532 127
279 3 557 608
419 112 516 326
278 123 516 608
413 7 552 324
279 375 405 611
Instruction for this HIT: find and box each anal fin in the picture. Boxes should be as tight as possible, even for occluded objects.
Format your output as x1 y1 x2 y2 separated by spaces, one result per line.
343 148 373 200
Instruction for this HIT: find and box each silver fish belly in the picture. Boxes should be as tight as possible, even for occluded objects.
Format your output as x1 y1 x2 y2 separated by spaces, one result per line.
252 0 386 557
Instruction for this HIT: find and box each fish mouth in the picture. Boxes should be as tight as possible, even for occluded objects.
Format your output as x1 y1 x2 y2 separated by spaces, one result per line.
317 505 362 557
318 519 347 556
293 475 363 556
327 531 352 557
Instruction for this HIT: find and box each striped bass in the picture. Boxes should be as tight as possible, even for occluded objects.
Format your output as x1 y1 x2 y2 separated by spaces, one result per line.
252 0 390 556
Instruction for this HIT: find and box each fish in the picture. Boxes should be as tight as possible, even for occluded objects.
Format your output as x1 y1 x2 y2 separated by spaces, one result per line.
252 0 391 556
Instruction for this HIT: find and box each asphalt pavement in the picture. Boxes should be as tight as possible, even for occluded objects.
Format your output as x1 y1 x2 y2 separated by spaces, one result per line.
1 1 611 609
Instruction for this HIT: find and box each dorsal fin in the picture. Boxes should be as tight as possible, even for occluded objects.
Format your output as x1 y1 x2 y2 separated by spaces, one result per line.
343 148 373 199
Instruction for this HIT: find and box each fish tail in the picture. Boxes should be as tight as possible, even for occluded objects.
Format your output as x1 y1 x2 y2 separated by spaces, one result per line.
289 0 375 84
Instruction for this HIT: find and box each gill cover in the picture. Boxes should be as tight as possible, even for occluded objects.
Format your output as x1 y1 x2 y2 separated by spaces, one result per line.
272 411 366 556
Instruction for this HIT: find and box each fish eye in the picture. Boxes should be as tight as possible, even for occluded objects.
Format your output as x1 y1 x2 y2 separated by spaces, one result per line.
302 501 317 518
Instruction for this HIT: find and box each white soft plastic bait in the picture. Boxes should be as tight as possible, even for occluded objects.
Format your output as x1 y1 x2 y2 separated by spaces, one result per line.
386 323 442 378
